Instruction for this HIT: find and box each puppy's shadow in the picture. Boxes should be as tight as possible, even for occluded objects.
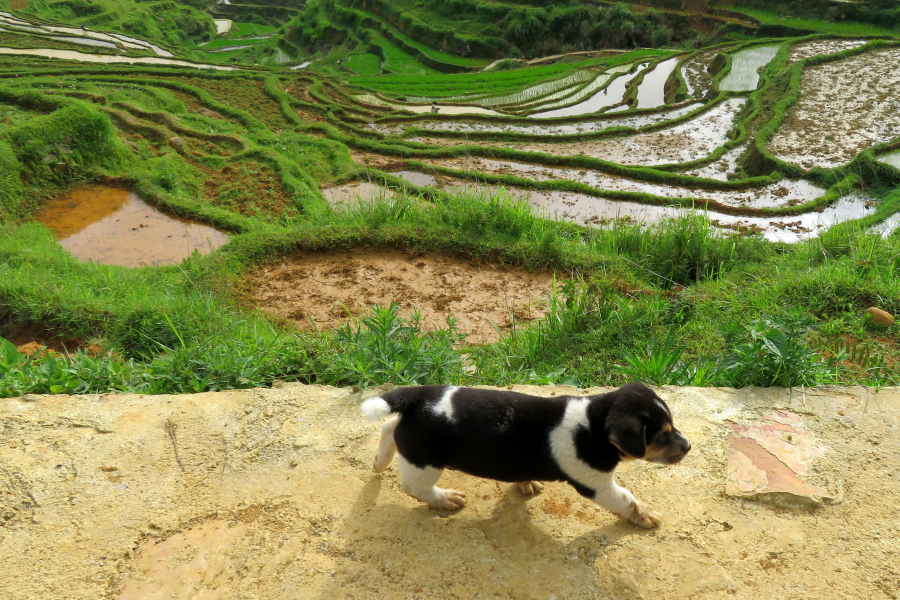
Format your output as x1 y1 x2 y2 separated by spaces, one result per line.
471 486 544 555
311 475 650 599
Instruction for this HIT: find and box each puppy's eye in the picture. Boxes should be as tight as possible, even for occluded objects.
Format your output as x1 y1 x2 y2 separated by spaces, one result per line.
651 430 670 445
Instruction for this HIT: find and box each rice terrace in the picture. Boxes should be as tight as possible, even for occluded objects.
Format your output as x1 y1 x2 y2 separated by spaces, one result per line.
2 0 900 597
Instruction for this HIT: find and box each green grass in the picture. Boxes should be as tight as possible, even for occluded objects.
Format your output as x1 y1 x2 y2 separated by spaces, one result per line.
732 6 900 37
346 53 382 76
197 38 268 51
385 27 492 68
226 22 277 38
373 37 438 75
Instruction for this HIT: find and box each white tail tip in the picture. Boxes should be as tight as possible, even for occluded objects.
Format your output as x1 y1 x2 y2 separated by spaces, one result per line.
361 397 391 421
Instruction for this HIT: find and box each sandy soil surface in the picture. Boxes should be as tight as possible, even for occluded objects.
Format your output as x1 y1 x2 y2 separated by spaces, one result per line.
244 249 557 344
1 384 899 599
769 48 900 169
417 99 745 166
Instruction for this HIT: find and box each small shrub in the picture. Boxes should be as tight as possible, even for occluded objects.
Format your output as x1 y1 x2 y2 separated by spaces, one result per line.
716 316 835 388
318 303 464 388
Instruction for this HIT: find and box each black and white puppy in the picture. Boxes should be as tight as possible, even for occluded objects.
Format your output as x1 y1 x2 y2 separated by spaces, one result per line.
361 381 690 528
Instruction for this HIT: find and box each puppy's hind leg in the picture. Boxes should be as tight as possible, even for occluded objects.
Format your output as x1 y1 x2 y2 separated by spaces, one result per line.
373 415 399 472
398 456 467 511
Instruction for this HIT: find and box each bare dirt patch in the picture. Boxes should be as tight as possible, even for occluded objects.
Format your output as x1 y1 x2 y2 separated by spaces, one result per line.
769 48 900 169
1 384 899 599
245 249 557 344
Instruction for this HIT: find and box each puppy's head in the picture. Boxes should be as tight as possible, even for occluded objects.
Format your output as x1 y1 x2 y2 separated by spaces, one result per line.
604 382 690 465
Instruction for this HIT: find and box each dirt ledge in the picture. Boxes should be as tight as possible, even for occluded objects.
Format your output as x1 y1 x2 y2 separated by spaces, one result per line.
1 384 899 599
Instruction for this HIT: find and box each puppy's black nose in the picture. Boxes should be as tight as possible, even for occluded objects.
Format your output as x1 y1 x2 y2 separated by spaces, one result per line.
675 431 691 455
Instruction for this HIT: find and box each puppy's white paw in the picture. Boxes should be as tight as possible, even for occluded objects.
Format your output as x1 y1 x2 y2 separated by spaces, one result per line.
627 500 662 529
516 481 544 496
430 489 467 511
373 453 392 472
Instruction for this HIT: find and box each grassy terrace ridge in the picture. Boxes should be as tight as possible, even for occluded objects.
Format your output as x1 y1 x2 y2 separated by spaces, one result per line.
2 17 900 396
728 6 900 38
349 49 674 97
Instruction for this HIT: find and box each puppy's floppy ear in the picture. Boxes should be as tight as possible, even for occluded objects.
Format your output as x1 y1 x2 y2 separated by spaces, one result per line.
607 413 647 459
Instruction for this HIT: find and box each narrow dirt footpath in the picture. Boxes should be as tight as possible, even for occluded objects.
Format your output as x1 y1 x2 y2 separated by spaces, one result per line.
1 384 898 599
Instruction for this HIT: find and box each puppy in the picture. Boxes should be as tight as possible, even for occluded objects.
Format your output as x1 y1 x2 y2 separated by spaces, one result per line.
361 381 690 528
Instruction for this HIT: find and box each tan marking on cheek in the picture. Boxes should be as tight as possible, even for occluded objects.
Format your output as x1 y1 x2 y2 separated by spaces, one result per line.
643 442 669 461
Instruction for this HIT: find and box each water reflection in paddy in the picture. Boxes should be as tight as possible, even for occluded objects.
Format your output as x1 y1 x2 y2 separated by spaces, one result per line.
33 185 229 267
635 58 680 109
878 151 900 169
386 171 873 243
719 44 781 92
531 64 649 119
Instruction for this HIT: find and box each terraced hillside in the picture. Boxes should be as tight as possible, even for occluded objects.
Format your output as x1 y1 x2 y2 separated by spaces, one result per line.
1 9 900 395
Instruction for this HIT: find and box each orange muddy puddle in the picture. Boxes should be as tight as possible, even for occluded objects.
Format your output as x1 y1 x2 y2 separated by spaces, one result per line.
33 185 229 267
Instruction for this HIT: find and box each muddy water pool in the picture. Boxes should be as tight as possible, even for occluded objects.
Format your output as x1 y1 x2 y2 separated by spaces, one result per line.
719 44 781 92
33 185 229 267
322 182 395 204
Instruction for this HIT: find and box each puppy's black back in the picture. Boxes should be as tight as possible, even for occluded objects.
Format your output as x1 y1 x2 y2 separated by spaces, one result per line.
389 387 571 482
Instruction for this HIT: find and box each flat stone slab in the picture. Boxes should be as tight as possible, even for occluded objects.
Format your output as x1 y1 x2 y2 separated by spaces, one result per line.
726 410 832 504
1 385 899 599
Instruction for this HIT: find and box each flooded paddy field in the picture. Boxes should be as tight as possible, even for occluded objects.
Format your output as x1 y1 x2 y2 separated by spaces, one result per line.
426 157 827 210
769 47 900 169
718 43 780 92
386 168 873 243
369 103 701 137
417 98 746 165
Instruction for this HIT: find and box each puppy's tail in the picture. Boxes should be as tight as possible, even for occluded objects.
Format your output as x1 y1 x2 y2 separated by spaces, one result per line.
360 387 429 421
361 396 392 421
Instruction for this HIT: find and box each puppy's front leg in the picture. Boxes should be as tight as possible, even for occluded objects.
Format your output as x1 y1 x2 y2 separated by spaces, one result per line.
572 473 661 528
